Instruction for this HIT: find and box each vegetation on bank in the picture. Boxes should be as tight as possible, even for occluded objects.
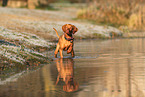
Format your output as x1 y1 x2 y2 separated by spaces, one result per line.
0 27 54 74
0 26 56 82
77 0 145 31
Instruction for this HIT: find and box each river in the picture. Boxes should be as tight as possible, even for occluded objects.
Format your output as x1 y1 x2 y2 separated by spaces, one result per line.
0 38 145 97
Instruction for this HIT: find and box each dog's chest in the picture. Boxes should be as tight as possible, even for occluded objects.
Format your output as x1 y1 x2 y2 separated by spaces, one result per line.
64 40 71 47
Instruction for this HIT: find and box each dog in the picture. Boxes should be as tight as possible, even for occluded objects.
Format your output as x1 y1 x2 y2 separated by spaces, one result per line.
55 58 79 92
53 24 78 58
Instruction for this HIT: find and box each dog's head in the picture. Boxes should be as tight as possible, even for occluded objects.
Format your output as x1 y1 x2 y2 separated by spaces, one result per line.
62 24 78 35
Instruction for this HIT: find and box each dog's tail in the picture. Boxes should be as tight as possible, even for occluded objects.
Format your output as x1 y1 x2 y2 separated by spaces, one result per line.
53 28 59 38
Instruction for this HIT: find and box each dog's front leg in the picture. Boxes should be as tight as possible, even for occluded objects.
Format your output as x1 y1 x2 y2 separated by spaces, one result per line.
67 42 73 54
59 49 63 58
71 49 75 58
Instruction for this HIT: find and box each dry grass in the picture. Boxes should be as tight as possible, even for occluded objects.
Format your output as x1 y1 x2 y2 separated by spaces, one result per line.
77 3 145 31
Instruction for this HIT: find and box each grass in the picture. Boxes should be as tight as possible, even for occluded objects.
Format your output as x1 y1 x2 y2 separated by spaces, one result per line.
0 26 54 52
75 18 122 28
0 54 45 81
93 33 108 39
77 3 145 31
0 26 53 67
50 2 86 8
0 44 50 67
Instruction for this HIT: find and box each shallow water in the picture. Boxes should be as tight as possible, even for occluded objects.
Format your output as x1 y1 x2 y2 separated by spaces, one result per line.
0 38 145 97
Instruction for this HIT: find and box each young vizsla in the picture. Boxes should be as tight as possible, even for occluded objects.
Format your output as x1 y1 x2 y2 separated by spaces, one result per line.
53 24 78 58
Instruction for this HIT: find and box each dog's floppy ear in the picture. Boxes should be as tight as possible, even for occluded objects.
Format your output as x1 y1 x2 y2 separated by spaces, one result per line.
72 25 78 34
62 24 67 32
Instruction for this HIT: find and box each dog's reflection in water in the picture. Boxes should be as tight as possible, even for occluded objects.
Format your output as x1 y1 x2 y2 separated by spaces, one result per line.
55 58 79 92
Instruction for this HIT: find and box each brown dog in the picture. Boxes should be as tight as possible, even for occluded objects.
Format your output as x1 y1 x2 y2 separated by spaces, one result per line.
53 24 78 58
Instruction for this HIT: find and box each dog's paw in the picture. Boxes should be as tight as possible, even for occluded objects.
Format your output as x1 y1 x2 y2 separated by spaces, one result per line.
54 54 57 58
71 55 75 58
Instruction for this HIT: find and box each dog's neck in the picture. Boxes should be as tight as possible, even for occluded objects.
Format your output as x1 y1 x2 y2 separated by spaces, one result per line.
64 33 72 37
64 33 74 41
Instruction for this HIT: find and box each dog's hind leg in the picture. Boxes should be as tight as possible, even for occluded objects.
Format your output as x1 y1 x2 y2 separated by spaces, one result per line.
54 44 59 58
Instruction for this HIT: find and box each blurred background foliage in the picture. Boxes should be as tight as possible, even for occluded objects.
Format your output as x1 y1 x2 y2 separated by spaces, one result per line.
0 0 145 31
77 0 145 31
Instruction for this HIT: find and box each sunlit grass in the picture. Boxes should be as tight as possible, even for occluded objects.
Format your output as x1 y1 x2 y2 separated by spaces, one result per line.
77 3 145 31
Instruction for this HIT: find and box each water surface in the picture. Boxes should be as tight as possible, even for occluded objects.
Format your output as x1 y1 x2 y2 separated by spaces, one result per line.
0 38 145 97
